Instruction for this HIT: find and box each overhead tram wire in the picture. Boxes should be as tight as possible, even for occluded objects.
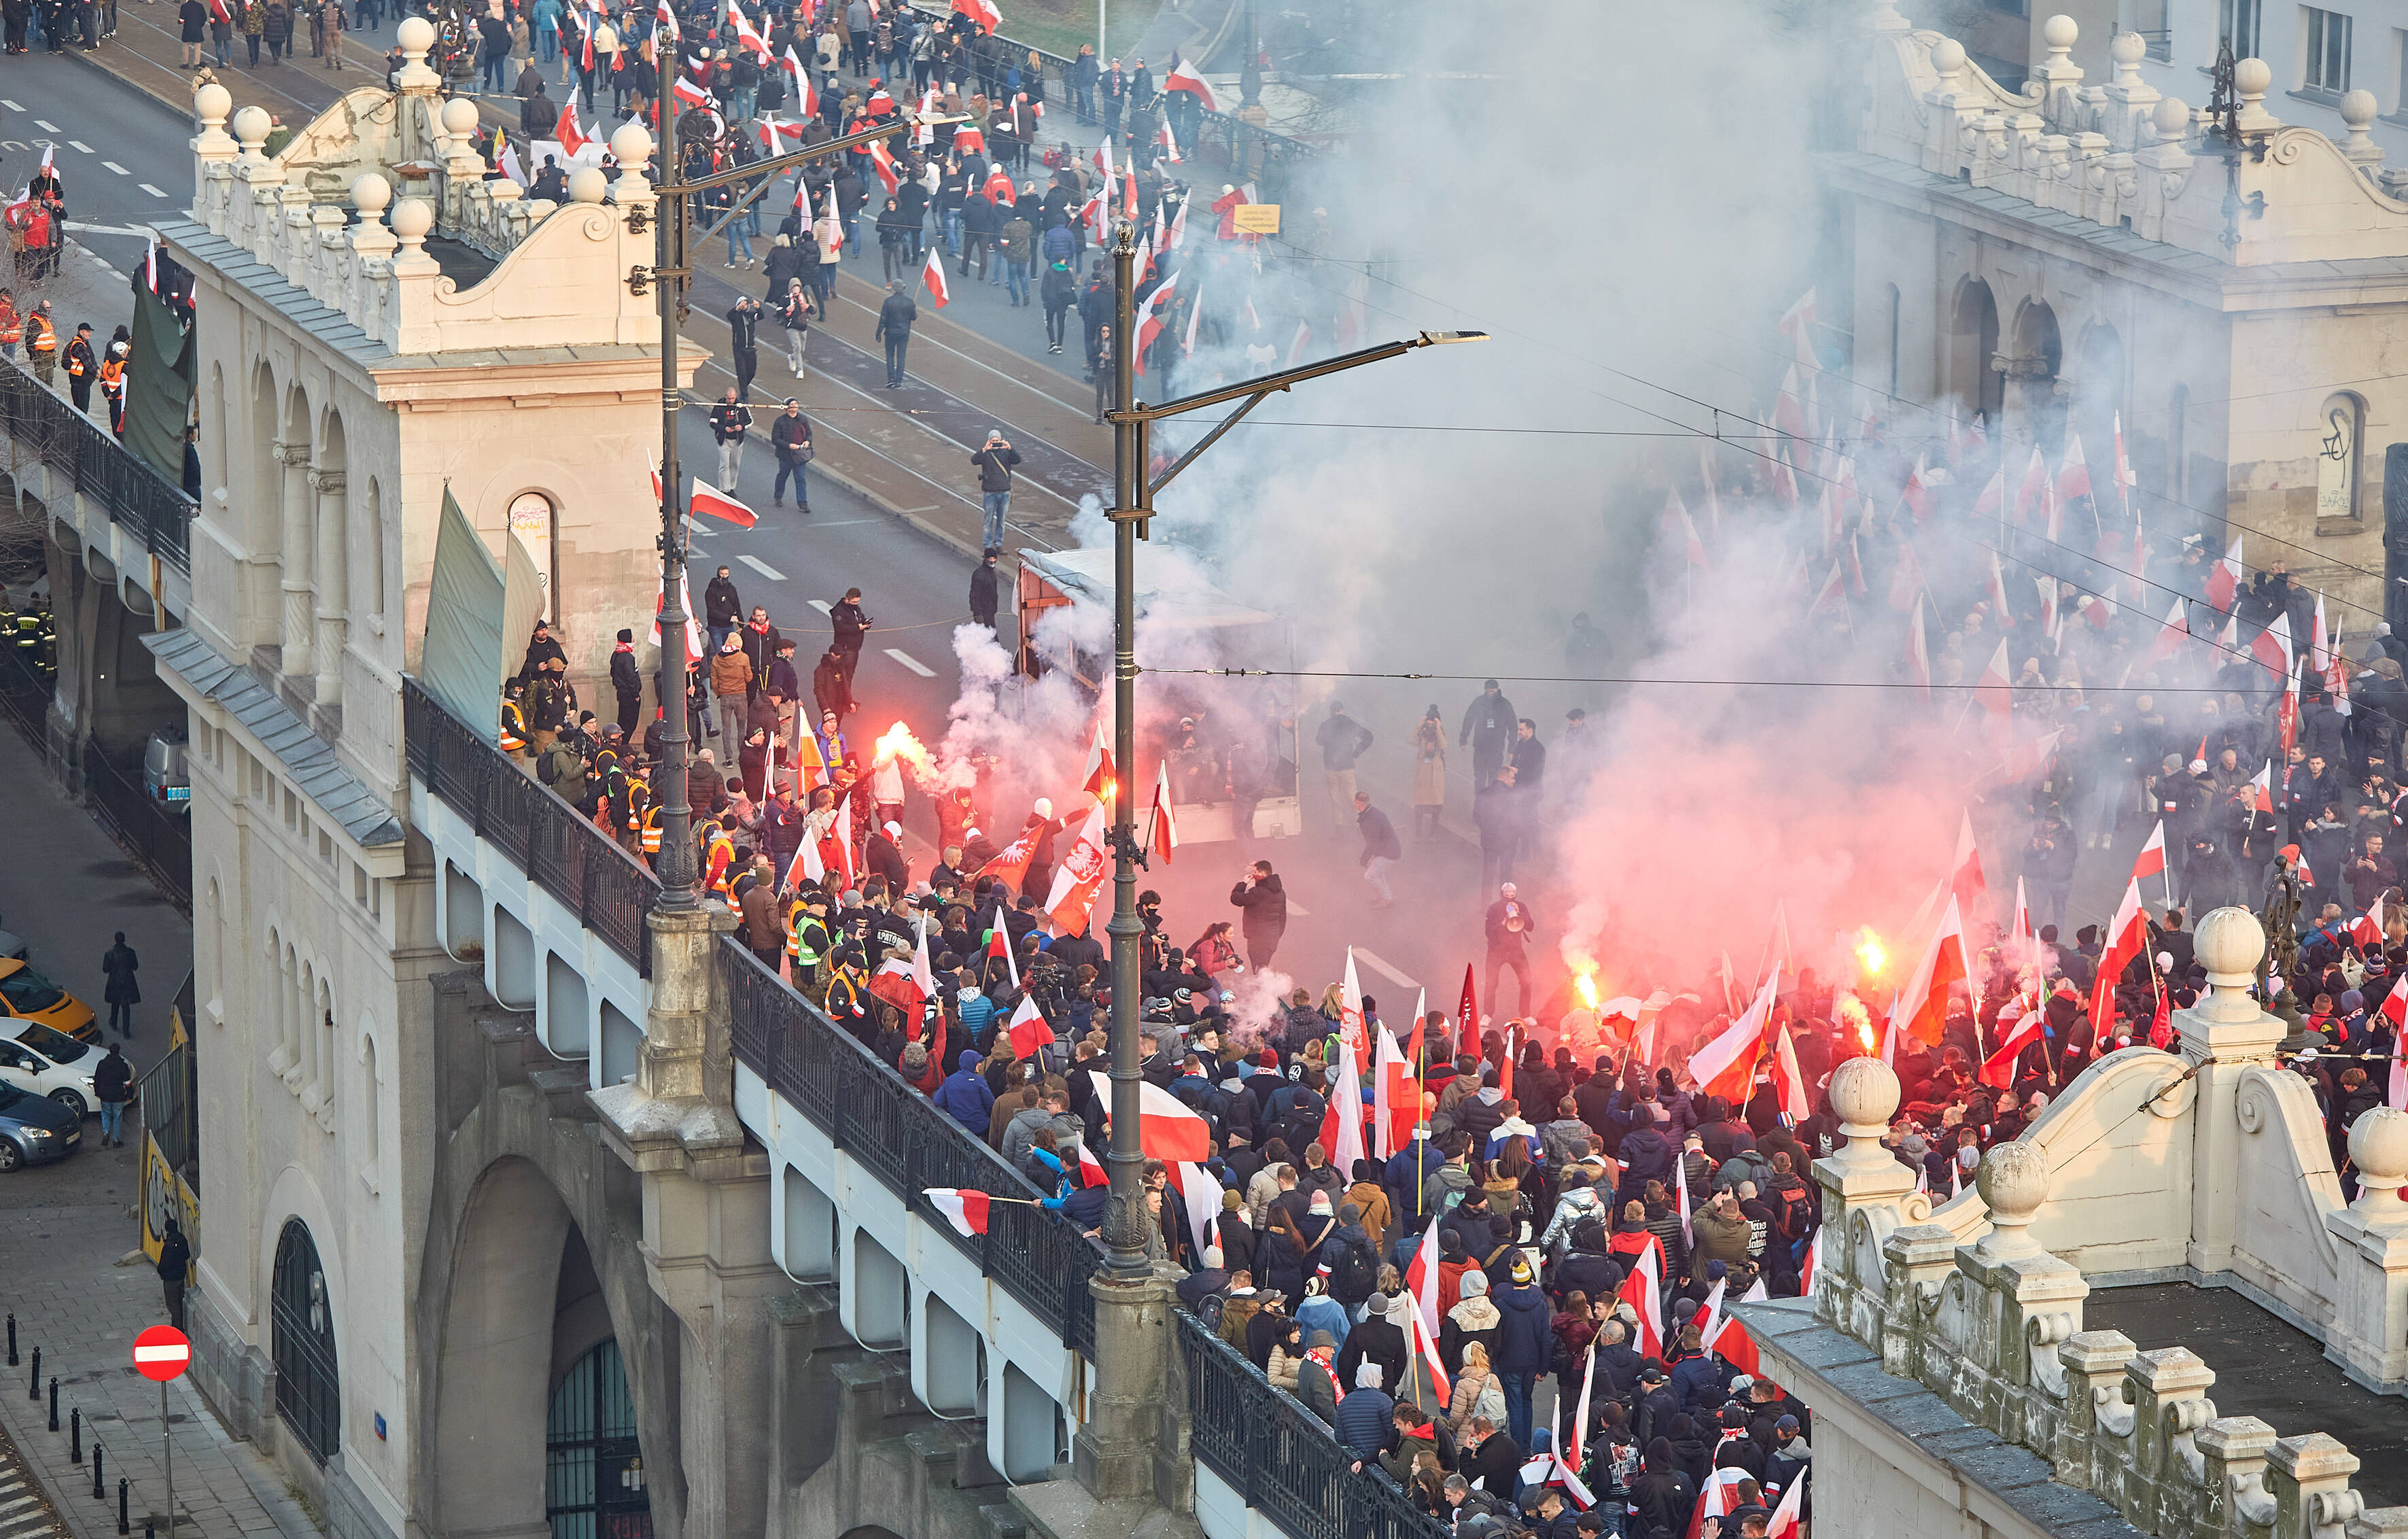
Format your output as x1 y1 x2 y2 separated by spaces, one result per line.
1138 666 2301 695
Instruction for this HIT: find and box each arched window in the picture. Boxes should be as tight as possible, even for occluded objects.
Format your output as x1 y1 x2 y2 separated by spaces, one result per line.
509 492 557 621
2317 392 2365 527
271 1219 341 1464
546 1340 648 1539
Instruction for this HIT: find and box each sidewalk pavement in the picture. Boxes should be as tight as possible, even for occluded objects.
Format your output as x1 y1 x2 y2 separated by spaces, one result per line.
0 714 297 1539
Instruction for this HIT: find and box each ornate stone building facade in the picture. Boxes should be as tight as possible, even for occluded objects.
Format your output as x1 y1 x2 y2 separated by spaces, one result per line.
144 25 691 1536
1836 5 2408 616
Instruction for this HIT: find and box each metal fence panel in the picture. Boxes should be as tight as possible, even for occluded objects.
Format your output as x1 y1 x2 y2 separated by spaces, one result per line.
402 678 658 969
1176 1313 1448 1539
0 349 194 571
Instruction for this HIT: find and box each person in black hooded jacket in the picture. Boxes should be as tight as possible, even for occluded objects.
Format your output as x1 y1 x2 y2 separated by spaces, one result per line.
1626 1438 1696 1539
1617 1108 1675 1205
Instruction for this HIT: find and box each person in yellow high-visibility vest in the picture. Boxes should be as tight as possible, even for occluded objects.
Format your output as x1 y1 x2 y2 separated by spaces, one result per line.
786 888 831 988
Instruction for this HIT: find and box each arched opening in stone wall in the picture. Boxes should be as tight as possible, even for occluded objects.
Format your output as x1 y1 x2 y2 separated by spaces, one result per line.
1947 277 2002 430
2012 298 2065 455
435 1158 648 1539
271 1217 341 1465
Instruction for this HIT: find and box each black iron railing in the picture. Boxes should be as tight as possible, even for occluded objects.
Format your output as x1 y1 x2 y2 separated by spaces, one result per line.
0 352 194 572
720 937 1102 1355
402 677 657 971
85 748 194 913
1176 1311 1447 1539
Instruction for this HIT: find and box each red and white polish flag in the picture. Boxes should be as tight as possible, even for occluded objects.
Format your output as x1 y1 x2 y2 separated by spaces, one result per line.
925 1187 991 1237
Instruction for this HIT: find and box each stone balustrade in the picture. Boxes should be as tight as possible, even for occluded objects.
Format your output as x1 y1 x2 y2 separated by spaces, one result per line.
1807 922 2408 1539
184 18 659 353
1859 8 2408 266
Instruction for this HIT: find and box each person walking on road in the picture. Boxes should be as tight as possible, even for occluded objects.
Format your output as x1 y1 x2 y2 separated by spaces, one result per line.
1355 792 1401 907
708 387 752 492
1314 700 1373 834
831 586 872 689
103 930 139 1037
775 276 811 377
875 278 916 387
1229 859 1287 969
771 398 814 511
726 296 763 402
1041 258 1076 354
971 429 1021 553
94 1040 132 1147
177 0 206 65
969 549 999 630
157 1220 192 1330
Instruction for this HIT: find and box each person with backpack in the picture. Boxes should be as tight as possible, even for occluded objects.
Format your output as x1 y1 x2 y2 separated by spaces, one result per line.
1325 1201 1380 1317
1439 1266 1502 1374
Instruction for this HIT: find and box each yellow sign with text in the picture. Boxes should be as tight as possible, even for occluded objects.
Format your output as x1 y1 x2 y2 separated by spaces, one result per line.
1232 203 1280 235
140 1132 198 1283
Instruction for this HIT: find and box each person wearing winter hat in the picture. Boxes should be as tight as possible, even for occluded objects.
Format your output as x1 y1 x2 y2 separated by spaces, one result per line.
1442 1265 1501 1374
610 626 642 734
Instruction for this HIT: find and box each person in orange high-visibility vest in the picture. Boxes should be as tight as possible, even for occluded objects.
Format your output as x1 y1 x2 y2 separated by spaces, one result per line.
97 341 126 438
0 290 22 360
22 301 56 387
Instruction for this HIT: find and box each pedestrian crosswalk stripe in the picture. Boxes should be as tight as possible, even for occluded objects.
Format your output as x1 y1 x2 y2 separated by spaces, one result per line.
738 554 785 581
33 120 56 131
808 598 833 615
1352 946 1418 991
139 184 167 198
0 101 22 112
66 140 90 153
884 648 934 678
101 161 128 175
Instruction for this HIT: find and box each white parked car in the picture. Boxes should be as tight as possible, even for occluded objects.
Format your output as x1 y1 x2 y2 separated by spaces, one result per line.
0 1024 99 1120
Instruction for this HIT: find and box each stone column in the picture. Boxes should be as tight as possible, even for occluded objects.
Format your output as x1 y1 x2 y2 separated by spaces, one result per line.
591 903 780 1539
311 469 347 707
2322 1107 2408 1390
1811 1056 1917 1341
276 440 313 682
2267 1434 2364 1539
2180 908 2284 1276
1954 1141 2087 1438
1072 1266 1187 1509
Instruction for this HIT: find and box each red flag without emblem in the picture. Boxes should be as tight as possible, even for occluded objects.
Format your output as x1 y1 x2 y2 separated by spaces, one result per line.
2146 594 2189 664
1455 965 1477 1058
2207 534 2242 611
1006 994 1051 1059
1889 895 1968 1050
1148 761 1179 863
1616 1239 1666 1359
1689 966 1779 1106
924 1188 990 1237
2131 819 2167 883
689 482 756 528
2088 879 2148 1036
1164 56 1219 111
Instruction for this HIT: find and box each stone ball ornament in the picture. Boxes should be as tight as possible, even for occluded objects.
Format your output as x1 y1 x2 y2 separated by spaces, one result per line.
194 82 232 123
396 14 434 52
351 172 393 218
1829 1055 1900 1135
2193 906 2265 987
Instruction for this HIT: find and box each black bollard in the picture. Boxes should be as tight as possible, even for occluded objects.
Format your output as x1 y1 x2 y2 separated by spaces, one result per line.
27 1346 38 1400
118 1476 129 1535
5 1312 14 1366
71 1406 82 1464
47 1376 57 1432
91 1440 103 1500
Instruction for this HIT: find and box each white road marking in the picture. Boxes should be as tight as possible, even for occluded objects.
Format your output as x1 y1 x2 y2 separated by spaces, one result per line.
34 120 58 131
1284 896 1310 916
101 161 129 175
139 184 169 198
0 101 22 112
1351 946 1418 991
808 598 833 615
66 140 90 154
884 647 934 677
738 553 786 581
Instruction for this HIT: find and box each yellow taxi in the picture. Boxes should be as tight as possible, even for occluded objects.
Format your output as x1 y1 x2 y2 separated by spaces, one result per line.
0 957 97 1043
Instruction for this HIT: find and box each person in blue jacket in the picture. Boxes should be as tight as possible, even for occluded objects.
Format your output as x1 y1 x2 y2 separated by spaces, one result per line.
932 1049 994 1133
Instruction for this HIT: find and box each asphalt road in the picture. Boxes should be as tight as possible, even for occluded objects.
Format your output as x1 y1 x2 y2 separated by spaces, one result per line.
0 50 188 271
6 47 1512 1016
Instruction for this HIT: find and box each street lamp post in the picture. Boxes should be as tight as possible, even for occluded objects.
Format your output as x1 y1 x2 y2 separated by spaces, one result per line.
638 97 958 910
1092 218 1484 1277
1240 0 1261 108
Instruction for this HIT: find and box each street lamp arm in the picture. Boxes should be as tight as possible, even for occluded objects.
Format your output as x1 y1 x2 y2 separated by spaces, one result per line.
1146 388 1272 500
1118 330 1487 423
